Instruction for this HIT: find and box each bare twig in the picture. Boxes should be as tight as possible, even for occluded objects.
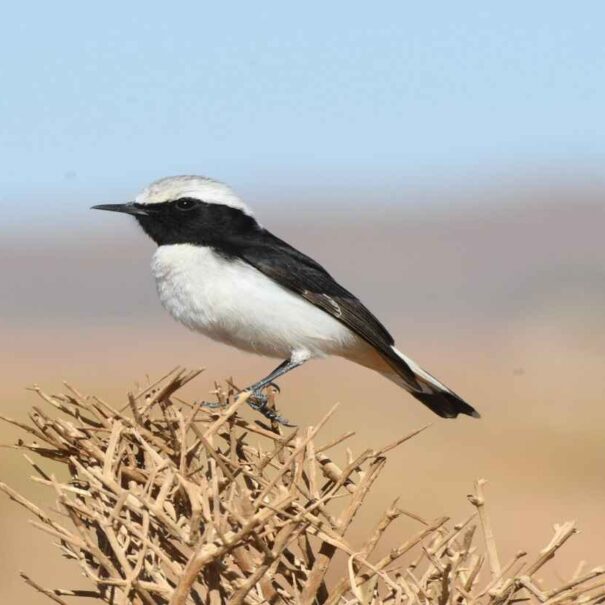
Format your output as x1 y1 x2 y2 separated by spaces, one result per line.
0 370 601 605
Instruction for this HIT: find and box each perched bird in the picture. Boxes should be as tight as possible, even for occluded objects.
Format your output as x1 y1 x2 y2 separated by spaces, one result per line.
92 176 479 424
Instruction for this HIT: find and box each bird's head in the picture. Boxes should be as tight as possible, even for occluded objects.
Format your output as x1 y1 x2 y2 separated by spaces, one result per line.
92 175 258 245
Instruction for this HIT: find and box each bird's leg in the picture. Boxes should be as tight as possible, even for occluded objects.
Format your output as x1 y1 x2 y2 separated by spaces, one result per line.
245 355 308 425
248 359 303 393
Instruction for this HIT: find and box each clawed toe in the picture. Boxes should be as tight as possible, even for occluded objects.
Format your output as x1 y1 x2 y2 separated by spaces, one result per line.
199 400 229 410
246 390 268 411
198 388 294 426
262 408 295 427
245 388 295 427
266 382 281 393
198 377 295 426
253 402 295 427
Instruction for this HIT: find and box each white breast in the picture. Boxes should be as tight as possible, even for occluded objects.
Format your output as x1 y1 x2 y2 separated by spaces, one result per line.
151 244 360 359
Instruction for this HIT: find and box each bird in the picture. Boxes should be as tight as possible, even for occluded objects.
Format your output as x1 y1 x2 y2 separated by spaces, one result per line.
92 175 479 424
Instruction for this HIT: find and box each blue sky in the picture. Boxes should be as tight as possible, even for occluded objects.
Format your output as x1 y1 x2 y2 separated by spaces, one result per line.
2 2 604 222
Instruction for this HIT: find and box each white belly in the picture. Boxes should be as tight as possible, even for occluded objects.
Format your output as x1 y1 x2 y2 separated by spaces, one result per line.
151 244 360 359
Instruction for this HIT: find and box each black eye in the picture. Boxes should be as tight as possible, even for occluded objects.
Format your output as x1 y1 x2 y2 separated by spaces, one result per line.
174 198 197 211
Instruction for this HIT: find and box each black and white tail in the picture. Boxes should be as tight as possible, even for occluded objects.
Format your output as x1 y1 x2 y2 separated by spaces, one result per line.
386 346 480 419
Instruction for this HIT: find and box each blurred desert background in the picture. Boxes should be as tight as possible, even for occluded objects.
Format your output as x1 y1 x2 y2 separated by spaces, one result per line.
2 2 605 602
2 179 604 601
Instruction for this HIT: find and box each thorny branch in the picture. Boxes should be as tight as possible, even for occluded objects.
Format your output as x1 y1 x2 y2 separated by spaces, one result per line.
0 368 602 605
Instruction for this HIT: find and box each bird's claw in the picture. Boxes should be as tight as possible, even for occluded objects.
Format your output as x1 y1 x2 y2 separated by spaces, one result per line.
247 390 295 427
199 400 229 410
199 386 295 427
265 382 281 393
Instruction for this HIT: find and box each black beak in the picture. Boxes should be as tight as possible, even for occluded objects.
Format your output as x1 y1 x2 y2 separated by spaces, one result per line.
91 203 149 216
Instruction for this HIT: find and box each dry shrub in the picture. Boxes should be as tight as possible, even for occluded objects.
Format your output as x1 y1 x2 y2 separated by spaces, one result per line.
1 369 603 605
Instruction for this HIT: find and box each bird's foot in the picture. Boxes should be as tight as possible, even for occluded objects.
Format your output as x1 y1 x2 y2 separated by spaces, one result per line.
246 388 295 427
265 381 281 393
199 400 229 410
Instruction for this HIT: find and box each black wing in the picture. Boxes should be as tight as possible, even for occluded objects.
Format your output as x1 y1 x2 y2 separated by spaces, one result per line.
223 229 420 388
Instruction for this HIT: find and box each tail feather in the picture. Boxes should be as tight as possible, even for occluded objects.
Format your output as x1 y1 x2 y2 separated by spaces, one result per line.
411 388 480 419
386 347 480 419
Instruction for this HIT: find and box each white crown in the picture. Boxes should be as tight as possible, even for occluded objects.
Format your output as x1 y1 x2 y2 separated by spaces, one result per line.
135 175 253 216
